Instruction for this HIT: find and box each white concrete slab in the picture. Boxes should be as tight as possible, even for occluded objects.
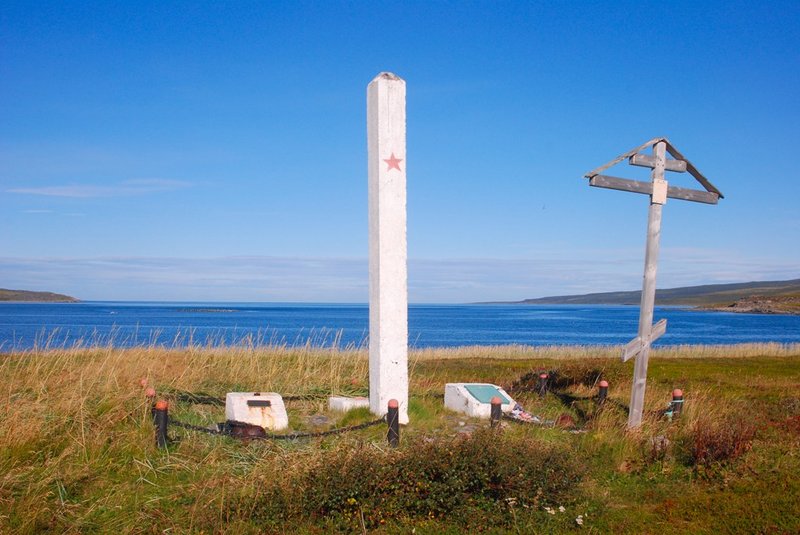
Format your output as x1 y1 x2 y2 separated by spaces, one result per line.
367 72 409 424
328 395 370 412
444 383 516 419
225 392 288 431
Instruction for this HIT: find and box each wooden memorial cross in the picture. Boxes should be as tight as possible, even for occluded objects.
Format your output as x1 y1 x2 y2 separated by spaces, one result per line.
584 137 724 428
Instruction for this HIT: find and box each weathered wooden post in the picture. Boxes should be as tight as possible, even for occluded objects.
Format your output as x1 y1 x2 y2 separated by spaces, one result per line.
368 72 409 424
153 400 169 449
584 138 723 428
490 396 502 428
597 380 609 405
537 372 549 398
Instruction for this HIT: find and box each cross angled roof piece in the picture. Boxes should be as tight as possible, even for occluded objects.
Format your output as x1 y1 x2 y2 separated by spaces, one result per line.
583 137 724 199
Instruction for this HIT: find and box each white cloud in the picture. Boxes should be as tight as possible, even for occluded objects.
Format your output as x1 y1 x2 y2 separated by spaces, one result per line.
6 179 191 198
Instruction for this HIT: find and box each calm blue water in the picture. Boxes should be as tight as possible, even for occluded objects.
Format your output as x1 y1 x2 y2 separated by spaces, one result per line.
1 302 799 352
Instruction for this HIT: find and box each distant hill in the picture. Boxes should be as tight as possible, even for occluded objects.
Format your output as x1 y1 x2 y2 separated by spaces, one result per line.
506 278 800 307
0 289 79 303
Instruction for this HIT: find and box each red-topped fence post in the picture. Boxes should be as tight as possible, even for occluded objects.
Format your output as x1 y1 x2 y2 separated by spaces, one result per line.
154 400 169 449
387 399 400 447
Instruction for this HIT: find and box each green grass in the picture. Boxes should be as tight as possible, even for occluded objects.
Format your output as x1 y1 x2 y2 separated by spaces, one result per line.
1 344 799 533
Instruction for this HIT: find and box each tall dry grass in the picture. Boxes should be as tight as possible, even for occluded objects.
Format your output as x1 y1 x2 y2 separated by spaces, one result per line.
1 342 798 532
0 343 373 532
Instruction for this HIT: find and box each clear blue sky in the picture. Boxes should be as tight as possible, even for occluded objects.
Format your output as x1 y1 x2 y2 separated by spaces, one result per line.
2 1 798 302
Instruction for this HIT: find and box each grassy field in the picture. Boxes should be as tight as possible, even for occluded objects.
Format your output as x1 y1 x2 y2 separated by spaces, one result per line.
1 343 799 533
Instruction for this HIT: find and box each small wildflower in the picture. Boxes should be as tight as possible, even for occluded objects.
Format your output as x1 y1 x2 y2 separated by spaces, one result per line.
575 514 584 526
558 505 566 513
544 506 556 515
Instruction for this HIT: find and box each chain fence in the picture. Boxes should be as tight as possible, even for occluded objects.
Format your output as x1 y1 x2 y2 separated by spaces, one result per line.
152 391 398 448
153 372 677 448
169 415 386 441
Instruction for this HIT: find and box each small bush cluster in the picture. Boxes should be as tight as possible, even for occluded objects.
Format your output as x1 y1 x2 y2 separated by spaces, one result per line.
506 361 626 395
684 415 756 468
246 429 583 529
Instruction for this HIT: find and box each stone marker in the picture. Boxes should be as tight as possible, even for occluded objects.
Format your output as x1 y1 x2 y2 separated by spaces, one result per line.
225 392 288 431
444 383 516 419
367 72 409 424
328 395 370 413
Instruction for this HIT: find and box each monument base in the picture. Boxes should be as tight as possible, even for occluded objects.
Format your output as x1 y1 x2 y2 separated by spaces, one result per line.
225 392 288 431
444 383 516 419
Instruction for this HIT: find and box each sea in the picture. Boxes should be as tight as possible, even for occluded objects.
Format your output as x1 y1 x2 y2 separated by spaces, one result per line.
1 302 799 353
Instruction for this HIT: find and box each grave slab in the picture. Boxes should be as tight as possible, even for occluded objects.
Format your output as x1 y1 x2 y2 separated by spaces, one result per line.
444 383 516 419
225 392 288 431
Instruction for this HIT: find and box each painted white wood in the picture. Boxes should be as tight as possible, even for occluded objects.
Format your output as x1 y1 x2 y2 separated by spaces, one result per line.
590 174 719 204
622 336 644 363
584 136 724 199
621 319 667 363
627 141 667 428
367 72 409 424
652 178 668 205
629 153 687 172
651 318 667 340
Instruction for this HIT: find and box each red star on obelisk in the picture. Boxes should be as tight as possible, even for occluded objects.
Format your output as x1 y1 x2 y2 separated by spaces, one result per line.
383 153 403 172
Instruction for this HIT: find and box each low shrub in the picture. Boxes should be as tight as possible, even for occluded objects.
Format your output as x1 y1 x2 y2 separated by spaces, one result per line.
506 361 625 395
248 428 583 528
683 415 756 468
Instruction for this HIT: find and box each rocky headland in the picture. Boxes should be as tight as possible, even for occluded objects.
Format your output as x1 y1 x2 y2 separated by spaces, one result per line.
0 289 79 303
701 294 800 315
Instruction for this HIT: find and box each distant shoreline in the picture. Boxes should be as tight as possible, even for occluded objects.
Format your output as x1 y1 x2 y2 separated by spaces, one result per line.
0 289 79 303
487 277 800 315
483 301 800 316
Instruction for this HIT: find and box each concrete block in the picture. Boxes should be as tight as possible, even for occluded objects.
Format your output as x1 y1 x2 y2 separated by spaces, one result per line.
225 392 288 431
444 383 516 419
328 395 370 412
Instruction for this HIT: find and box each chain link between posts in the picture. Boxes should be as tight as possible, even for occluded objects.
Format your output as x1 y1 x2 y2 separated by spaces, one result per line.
169 416 386 441
152 388 386 442
161 378 641 439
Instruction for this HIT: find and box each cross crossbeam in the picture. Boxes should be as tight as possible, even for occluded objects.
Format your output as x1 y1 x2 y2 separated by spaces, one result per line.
629 153 687 172
589 175 720 204
621 318 667 362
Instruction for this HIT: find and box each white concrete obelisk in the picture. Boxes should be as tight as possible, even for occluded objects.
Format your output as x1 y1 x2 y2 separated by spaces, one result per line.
367 72 409 424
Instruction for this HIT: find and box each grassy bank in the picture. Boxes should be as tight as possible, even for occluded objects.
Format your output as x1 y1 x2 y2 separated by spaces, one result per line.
1 344 799 533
